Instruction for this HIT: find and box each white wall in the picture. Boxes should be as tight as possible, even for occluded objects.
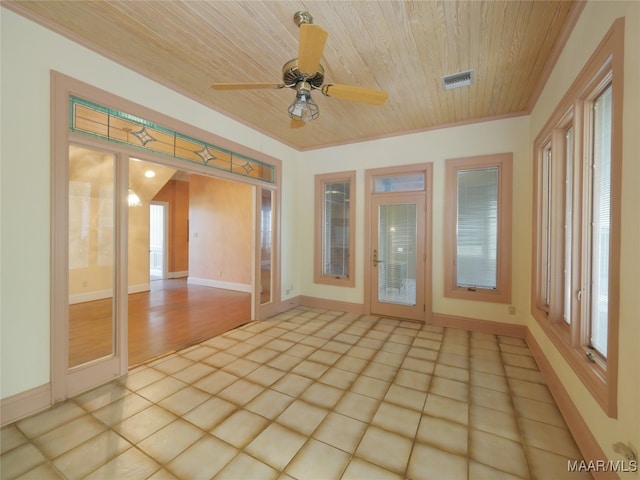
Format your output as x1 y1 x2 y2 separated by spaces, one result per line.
300 116 531 325
0 8 299 399
527 0 640 472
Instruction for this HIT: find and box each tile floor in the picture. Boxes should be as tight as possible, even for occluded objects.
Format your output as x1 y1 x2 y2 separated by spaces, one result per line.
1 307 592 480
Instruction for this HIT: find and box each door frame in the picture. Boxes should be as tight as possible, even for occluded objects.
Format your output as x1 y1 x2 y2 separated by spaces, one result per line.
51 72 281 402
364 163 433 322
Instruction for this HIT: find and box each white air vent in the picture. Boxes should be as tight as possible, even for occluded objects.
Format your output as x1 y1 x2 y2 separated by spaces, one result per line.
442 70 474 90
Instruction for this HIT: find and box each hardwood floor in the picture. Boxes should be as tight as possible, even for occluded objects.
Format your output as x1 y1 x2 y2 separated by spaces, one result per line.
68 278 251 368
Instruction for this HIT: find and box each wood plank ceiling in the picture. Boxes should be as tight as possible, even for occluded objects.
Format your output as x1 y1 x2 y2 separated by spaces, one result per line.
6 1 581 151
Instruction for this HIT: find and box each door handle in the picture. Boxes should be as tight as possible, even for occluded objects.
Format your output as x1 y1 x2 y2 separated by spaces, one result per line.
373 249 384 267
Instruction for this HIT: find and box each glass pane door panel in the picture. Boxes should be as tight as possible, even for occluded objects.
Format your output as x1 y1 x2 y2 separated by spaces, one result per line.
68 146 116 368
260 189 273 304
377 203 417 306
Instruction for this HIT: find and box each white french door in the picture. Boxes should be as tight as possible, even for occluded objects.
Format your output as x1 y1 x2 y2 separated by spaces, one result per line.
365 165 432 323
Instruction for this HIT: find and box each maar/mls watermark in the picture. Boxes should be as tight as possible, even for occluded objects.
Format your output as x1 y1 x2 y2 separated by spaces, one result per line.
568 459 638 473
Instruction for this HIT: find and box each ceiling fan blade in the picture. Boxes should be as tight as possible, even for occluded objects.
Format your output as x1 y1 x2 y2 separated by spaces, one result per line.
290 118 306 129
321 84 388 105
211 83 283 90
298 24 328 75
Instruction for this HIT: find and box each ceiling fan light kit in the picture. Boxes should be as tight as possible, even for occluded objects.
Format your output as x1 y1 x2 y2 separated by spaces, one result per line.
211 11 388 127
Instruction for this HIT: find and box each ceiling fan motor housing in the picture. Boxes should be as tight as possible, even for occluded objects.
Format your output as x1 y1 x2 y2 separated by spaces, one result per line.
282 59 324 89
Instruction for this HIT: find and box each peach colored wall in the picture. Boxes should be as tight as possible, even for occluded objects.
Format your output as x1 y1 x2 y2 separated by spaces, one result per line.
188 175 252 285
153 179 190 274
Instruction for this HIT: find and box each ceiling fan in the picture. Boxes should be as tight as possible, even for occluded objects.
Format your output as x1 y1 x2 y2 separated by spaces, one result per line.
211 11 388 128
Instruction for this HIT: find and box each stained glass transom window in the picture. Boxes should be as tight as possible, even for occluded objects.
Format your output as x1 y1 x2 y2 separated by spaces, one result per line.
69 96 275 183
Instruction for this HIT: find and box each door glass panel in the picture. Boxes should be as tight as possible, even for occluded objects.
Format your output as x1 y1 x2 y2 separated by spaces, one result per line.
377 203 417 305
260 189 273 304
68 146 115 367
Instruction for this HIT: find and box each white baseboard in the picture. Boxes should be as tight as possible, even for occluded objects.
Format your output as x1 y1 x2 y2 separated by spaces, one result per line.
1 383 51 427
168 271 188 279
69 283 150 304
187 276 252 293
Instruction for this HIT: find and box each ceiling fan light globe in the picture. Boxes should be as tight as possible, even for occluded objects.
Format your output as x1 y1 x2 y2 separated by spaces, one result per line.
288 93 319 121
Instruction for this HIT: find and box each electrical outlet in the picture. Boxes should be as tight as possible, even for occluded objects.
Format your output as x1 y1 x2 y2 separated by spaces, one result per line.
613 441 638 462
508 305 516 315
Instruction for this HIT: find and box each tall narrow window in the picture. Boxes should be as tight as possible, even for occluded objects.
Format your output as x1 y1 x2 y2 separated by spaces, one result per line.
314 171 356 287
589 84 612 357
531 18 622 417
444 153 512 303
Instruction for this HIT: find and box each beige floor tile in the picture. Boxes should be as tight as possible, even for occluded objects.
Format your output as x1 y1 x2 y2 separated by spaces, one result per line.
170 362 216 384
83 447 160 480
356 426 413 474
470 405 520 441
423 394 469 425
3 309 588 480
119 366 166 391
246 423 307 471
1 424 28 454
52 430 131 480
244 364 287 387
217 378 265 406
518 418 581 459
276 399 328 436
182 396 237 431
318 366 358 390
214 452 278 480
416 415 468 456
513 396 567 427
268 353 304 372
245 388 295 420
400 357 436 374
470 385 514 414
73 381 129 412
526 446 593 480
470 429 530 478
168 435 237 480
313 411 367 453
384 384 427 411
13 461 65 480
407 442 468 480
113 405 176 444
507 378 554 404
341 458 403 480
301 382 344 409
92 393 153 426
271 372 313 397
335 355 369 374
470 370 510 393
137 419 204 463
221 357 261 377
469 460 527 479
33 414 106 459
286 438 351 479
152 355 194 375
0 442 46 479
351 375 391 399
211 409 269 448
393 368 431 392
16 401 86 439
291 359 330 379
193 370 239 395
430 376 469 402
372 402 422 438
335 391 380 423
362 362 398 382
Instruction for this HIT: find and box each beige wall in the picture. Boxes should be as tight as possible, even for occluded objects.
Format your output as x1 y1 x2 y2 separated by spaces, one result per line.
188 175 253 286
